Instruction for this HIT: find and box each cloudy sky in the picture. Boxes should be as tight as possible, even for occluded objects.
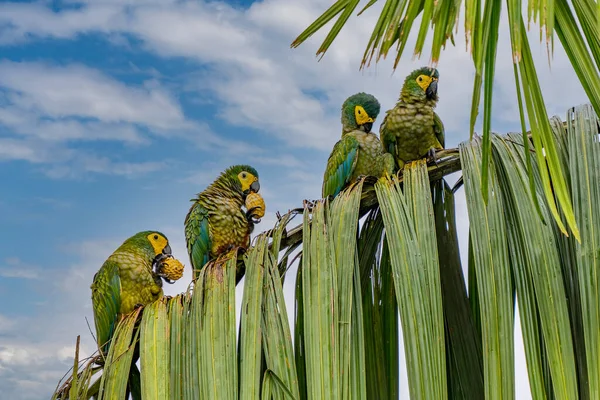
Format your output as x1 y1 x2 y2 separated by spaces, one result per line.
0 0 589 398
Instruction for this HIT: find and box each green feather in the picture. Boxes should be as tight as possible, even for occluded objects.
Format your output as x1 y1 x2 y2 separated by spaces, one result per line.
434 112 445 148
322 134 360 198
185 202 212 275
91 260 122 354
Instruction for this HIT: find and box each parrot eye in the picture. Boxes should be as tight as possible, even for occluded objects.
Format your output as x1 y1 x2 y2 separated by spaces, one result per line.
417 76 423 82
357 109 362 114
242 173 247 178
154 235 158 240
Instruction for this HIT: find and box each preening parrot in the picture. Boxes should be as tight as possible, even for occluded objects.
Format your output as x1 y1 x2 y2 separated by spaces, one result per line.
90 230 182 354
322 92 395 198
380 67 445 170
184 165 264 279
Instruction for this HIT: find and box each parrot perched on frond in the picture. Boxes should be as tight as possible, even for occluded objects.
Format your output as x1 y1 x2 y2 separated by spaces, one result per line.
185 165 264 279
380 67 445 170
90 231 180 354
322 92 395 198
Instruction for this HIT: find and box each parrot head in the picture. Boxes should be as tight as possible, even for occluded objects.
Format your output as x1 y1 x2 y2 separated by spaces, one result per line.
123 231 172 259
122 231 174 283
401 67 440 103
220 164 260 199
341 92 381 133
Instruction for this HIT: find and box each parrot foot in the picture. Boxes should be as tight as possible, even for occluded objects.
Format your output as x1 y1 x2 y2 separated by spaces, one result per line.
134 303 144 310
302 199 315 211
426 148 439 165
246 207 262 224
225 243 236 253
156 273 176 284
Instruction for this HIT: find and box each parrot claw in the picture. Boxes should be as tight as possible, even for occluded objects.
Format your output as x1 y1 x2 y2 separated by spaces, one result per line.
426 148 439 165
246 207 262 224
156 272 176 284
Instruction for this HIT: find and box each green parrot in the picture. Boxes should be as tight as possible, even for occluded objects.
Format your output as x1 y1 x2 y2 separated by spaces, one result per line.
380 67 445 170
322 92 395 198
90 231 174 354
185 165 262 279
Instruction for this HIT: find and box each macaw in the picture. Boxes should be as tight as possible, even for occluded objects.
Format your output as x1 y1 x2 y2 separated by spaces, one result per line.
380 67 445 170
90 230 181 354
184 165 264 279
322 92 395 198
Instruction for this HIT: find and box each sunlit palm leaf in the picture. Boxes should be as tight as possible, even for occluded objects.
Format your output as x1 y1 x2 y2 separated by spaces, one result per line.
98 310 141 400
240 236 267 400
460 138 514 400
140 299 170 399
301 200 338 398
493 132 578 399
262 242 300 398
329 181 363 399
168 295 185 400
548 116 590 400
375 161 447 399
567 104 600 399
196 255 238 400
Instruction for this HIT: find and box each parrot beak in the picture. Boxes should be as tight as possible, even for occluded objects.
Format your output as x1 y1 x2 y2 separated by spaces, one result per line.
362 122 373 133
250 180 260 193
426 80 438 99
162 244 172 255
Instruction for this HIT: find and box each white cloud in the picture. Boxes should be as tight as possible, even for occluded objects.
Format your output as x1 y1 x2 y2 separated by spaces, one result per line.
0 257 41 279
0 0 588 155
0 58 266 177
0 60 187 131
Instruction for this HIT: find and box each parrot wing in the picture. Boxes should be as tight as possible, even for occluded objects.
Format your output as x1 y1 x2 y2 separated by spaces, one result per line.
185 201 212 274
433 111 445 148
322 134 360 198
91 259 121 354
380 111 397 156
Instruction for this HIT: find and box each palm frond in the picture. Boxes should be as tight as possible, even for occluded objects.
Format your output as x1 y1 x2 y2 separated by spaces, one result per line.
52 104 600 400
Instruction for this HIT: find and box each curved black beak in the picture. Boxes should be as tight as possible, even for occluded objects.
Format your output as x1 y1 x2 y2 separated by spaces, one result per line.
250 180 260 193
162 244 172 255
362 122 373 133
426 80 438 99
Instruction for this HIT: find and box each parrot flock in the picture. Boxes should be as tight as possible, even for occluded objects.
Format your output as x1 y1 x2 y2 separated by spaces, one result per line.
90 66 443 356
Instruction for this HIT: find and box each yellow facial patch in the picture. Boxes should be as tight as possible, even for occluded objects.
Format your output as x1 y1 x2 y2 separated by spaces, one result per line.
147 233 168 256
238 171 258 192
416 75 437 91
354 105 374 125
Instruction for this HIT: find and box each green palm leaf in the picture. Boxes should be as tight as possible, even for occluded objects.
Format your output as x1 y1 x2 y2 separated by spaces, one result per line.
53 105 600 400
375 162 447 399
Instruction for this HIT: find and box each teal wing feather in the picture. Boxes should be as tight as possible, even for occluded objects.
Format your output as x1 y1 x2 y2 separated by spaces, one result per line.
322 134 360 198
185 201 212 274
433 111 445 148
91 260 121 354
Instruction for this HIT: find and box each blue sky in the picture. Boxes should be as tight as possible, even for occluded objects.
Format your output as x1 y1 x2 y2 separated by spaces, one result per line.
0 0 589 398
